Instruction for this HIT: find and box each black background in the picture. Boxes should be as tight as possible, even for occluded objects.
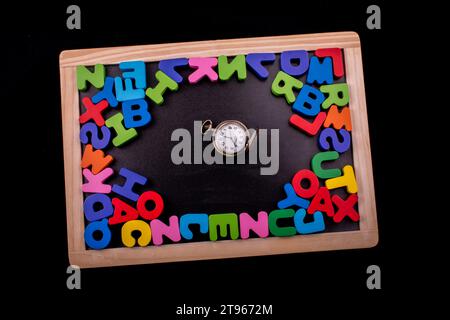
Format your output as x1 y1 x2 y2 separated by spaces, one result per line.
3 0 427 315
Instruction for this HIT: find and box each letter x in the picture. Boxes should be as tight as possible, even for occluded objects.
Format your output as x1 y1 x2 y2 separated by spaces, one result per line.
332 194 359 223
79 97 109 126
188 58 218 83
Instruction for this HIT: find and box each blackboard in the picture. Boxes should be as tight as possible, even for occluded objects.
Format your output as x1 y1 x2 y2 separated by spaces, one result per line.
60 32 378 268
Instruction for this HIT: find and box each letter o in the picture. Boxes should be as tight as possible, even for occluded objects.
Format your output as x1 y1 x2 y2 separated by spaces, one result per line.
84 218 112 249
137 191 164 220
292 169 319 198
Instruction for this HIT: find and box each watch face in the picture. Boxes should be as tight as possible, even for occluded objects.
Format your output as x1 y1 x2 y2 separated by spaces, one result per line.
213 120 249 156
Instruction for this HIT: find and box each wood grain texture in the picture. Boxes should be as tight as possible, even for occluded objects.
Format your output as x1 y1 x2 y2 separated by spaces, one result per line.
70 231 378 268
59 32 378 268
60 66 85 254
60 32 361 67
345 47 378 236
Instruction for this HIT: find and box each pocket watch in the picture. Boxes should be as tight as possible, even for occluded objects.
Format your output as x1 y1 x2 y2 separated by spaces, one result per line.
201 119 255 157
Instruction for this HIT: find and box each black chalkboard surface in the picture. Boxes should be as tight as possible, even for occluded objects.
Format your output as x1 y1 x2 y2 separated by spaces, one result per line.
79 55 357 248
61 32 378 267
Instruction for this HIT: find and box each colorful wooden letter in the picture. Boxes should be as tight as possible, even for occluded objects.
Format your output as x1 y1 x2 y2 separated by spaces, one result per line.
323 106 352 131
278 183 310 209
218 55 247 81
318 127 351 153
239 211 269 239
84 193 113 222
92 76 118 107
145 70 179 105
137 191 164 220
209 213 239 241
105 112 138 147
325 165 358 194
292 85 325 116
289 112 326 136
81 144 113 175
188 57 218 84
119 61 147 89
307 187 334 217
246 53 276 79
271 71 303 104
114 77 145 101
109 198 139 225
82 167 113 193
332 194 359 222
268 209 296 237
77 64 105 91
150 216 181 245
121 220 152 247
158 58 189 83
315 48 344 78
122 98 151 128
84 218 111 249
79 97 109 127
320 83 349 109
112 168 147 202
292 169 319 199
306 56 333 85
80 123 111 150
280 50 309 76
179 213 209 240
294 209 325 234
311 151 341 179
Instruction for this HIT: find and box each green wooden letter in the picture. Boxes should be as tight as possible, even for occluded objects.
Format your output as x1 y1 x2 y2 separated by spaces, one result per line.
268 209 296 237
77 64 105 91
209 213 239 241
320 83 349 109
271 71 303 104
145 70 179 105
105 112 138 147
218 55 247 81
311 151 342 179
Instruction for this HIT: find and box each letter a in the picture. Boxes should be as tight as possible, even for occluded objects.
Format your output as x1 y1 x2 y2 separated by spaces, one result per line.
66 5 81 30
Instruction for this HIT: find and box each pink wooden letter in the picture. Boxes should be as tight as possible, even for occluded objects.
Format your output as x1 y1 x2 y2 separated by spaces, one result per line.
150 216 181 245
239 211 269 239
188 57 218 83
82 167 113 193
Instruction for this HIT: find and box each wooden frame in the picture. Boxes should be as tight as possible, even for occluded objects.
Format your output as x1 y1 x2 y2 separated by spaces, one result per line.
59 32 378 268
